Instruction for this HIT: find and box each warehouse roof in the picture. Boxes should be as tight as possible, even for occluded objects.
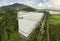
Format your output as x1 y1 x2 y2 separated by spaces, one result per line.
17 11 44 37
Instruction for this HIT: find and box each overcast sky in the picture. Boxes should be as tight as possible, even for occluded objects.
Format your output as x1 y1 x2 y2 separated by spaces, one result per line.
0 0 60 9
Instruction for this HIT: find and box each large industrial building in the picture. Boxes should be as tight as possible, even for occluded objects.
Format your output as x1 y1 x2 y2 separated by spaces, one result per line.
17 11 46 41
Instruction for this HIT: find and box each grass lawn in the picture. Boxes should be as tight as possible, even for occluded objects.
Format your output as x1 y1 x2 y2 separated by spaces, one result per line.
47 14 60 41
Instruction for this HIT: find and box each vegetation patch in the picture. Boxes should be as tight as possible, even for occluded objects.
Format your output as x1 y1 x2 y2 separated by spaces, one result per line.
47 14 60 41
47 14 60 24
49 24 60 41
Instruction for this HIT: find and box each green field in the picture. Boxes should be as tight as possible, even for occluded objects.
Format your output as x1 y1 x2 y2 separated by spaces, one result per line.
47 14 60 24
42 14 60 41
47 14 60 41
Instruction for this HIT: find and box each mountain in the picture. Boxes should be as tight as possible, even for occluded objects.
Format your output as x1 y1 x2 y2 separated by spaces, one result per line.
0 3 36 12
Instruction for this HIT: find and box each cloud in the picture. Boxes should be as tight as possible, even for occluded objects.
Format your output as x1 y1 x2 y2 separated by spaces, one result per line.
50 0 60 9
0 0 35 7
0 0 16 6
36 3 45 9
18 0 35 7
36 0 60 9
0 0 60 9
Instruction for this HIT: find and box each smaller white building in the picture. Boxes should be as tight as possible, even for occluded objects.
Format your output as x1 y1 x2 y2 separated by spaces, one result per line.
49 11 60 14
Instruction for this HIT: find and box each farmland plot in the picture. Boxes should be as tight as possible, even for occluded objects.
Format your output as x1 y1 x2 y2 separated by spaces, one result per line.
47 14 60 41
49 24 60 41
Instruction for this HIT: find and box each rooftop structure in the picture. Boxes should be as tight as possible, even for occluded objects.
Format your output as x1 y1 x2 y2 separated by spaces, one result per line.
17 11 44 39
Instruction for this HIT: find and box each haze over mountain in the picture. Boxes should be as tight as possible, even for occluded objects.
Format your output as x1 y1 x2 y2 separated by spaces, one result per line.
0 3 36 13
0 3 60 14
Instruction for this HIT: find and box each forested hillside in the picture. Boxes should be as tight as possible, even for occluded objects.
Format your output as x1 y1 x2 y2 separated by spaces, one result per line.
0 3 36 41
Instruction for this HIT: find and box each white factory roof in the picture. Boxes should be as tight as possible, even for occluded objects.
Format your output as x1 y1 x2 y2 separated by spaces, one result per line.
17 11 44 37
49 11 60 14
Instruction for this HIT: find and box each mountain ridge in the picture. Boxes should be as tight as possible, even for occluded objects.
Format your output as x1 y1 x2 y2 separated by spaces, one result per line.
0 3 36 12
